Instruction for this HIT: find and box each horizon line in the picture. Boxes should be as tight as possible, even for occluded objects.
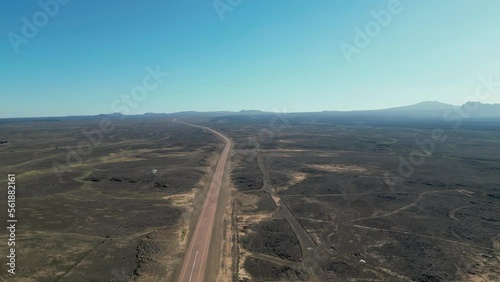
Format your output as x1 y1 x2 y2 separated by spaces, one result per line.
1 100 497 119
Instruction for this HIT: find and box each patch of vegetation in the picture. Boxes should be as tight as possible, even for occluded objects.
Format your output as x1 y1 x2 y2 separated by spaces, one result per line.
180 228 187 241
240 219 302 262
243 257 308 281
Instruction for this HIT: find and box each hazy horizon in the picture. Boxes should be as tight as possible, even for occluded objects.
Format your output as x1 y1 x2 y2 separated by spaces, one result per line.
2 100 500 119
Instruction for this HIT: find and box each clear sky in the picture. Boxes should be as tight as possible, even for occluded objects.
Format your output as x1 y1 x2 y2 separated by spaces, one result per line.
1 0 499 118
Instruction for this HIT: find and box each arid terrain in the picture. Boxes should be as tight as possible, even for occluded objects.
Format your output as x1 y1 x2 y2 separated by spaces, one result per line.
0 113 499 282
3 0 500 280
0 116 223 281
205 114 500 281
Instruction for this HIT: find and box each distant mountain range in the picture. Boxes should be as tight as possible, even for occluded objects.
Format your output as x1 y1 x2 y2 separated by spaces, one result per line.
2 101 499 120
159 101 500 119
317 101 500 119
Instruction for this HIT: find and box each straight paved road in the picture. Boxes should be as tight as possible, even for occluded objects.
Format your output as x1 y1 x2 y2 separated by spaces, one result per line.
176 120 231 282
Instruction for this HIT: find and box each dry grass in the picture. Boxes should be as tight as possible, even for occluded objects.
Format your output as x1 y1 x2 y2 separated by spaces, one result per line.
309 164 367 173
276 172 307 193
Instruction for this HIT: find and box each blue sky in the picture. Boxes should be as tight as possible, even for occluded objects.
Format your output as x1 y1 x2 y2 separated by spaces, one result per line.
1 0 499 118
